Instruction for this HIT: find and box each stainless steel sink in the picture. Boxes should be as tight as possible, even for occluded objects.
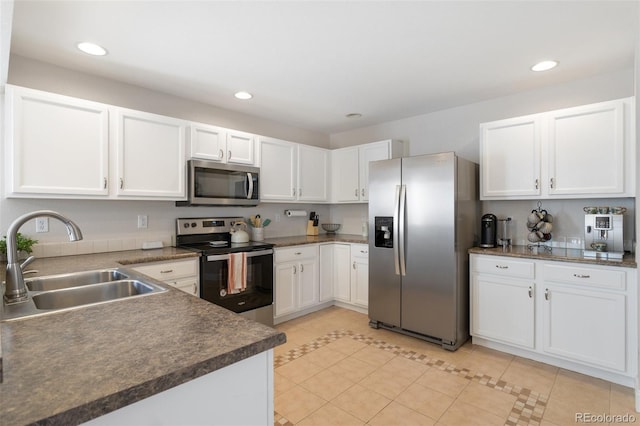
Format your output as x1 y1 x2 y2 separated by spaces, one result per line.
26 269 130 292
1 268 167 321
32 280 160 310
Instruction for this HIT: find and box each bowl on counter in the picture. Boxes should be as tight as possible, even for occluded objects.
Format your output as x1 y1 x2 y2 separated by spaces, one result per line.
321 223 341 234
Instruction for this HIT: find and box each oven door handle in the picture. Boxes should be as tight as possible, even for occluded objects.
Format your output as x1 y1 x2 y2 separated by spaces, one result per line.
206 249 273 262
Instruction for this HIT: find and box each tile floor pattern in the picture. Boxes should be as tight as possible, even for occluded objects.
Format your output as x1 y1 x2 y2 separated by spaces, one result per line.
273 307 638 425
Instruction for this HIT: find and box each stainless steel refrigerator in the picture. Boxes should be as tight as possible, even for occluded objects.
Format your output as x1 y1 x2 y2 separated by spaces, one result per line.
368 152 478 351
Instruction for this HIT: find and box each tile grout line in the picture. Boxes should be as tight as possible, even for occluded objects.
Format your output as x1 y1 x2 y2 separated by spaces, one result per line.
274 329 548 425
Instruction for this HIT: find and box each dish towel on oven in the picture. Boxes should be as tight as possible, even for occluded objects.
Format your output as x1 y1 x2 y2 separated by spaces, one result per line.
227 252 247 294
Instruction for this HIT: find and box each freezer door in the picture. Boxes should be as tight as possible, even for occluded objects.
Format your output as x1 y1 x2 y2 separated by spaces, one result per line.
368 158 402 327
401 153 457 342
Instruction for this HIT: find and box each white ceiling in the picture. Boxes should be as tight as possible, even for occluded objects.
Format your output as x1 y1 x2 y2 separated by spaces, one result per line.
8 0 639 135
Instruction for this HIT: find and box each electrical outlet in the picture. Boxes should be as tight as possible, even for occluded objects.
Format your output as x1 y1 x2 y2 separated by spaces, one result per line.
137 215 148 229
35 217 49 233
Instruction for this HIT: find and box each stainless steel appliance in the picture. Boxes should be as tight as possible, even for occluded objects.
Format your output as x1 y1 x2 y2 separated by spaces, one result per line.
176 160 260 206
175 217 274 326
368 152 478 351
480 214 497 247
584 214 624 259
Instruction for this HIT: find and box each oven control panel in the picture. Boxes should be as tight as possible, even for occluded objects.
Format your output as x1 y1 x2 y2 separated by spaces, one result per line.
176 217 244 235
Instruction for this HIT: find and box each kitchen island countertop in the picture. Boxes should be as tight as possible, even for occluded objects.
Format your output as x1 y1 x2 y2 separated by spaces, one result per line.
0 247 285 425
469 245 637 268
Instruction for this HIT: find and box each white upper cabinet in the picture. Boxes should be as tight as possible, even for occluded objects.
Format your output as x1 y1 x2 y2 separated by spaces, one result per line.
331 139 404 203
258 136 328 202
115 108 187 199
189 124 255 165
4 85 110 197
480 97 635 200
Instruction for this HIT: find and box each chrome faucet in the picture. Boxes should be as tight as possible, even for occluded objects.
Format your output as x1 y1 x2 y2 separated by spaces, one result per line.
4 210 83 304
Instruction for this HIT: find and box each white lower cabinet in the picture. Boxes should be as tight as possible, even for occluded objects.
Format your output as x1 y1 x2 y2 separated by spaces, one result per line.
470 253 637 386
130 258 200 297
350 244 369 308
318 243 368 311
274 245 319 319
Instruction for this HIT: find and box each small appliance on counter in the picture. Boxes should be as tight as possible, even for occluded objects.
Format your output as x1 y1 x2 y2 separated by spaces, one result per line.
480 214 497 247
584 208 625 259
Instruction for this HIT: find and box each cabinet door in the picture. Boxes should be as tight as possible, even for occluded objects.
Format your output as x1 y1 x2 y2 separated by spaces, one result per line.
275 262 297 317
333 244 352 302
226 130 255 165
298 258 319 310
332 147 360 202
172 277 200 297
319 245 335 302
480 115 542 199
189 123 225 162
548 100 625 196
5 85 109 197
259 137 297 201
471 274 535 348
351 245 369 307
116 109 186 198
542 284 626 371
358 141 390 201
297 145 328 202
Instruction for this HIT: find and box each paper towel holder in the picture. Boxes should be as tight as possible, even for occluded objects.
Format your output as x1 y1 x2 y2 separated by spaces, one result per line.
284 209 308 218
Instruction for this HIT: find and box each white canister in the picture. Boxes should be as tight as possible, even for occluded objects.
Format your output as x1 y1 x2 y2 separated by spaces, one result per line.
252 227 264 241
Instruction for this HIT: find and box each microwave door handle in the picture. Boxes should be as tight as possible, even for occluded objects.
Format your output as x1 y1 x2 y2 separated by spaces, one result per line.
246 172 254 199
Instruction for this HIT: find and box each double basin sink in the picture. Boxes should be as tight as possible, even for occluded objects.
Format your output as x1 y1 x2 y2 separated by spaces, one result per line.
2 269 167 321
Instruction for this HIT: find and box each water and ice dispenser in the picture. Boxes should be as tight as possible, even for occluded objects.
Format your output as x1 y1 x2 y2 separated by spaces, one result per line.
374 217 394 248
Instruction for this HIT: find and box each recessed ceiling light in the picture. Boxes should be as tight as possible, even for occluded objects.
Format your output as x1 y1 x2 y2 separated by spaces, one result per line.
345 113 362 119
76 42 108 56
531 60 558 72
234 91 253 100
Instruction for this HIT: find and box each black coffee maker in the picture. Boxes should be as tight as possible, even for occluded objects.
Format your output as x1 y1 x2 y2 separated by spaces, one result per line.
480 214 497 248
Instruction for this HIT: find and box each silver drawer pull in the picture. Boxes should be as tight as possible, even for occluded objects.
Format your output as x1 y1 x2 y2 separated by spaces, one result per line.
295 252 302 255
495 265 509 269
528 286 532 298
573 274 590 279
160 269 174 274
545 288 549 300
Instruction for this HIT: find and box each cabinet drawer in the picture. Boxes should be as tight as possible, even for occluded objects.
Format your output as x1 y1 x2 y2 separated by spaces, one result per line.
275 244 318 263
473 256 535 279
543 263 626 290
132 259 198 281
351 244 369 259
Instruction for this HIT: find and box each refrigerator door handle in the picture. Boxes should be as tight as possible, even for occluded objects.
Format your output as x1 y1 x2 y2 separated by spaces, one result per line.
393 185 401 275
398 184 407 276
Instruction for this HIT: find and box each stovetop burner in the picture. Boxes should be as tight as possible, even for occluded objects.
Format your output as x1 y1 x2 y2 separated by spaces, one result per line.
175 217 273 255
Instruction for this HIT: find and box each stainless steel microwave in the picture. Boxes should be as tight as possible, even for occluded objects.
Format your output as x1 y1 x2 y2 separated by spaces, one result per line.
177 160 260 206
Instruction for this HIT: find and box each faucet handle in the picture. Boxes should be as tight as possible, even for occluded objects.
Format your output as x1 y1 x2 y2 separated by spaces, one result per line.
20 255 35 271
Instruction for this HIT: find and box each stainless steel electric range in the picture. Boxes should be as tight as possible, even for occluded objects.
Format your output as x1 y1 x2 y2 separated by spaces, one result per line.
175 217 274 326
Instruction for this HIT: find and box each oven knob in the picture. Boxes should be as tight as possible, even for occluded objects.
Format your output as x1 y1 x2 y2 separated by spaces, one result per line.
191 222 197 228
183 223 190 228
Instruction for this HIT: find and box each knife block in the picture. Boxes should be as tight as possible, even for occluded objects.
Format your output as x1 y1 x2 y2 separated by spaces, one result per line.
306 220 318 236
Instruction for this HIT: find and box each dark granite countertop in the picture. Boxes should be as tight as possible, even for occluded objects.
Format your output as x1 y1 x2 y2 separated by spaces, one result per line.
0 247 286 425
266 233 368 247
469 245 637 268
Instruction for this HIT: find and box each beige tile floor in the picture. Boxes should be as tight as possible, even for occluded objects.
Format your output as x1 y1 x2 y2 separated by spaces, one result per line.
273 306 638 426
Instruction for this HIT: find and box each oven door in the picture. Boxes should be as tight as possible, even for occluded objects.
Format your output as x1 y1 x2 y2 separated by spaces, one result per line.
200 249 273 313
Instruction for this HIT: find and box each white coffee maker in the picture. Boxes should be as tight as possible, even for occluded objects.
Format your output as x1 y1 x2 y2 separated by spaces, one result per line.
584 213 624 259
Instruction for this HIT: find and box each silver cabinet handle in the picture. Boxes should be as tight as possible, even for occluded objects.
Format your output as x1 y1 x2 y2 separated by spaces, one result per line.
353 261 356 270
292 188 296 197
103 178 107 189
573 274 590 279
299 188 302 197
300 264 304 273
219 149 224 159
550 177 554 189
293 265 297 274
535 179 539 189
360 250 368 254
294 252 302 255
160 269 174 274
528 286 533 298
193 283 197 294
544 288 549 300
228 150 232 160
361 188 365 197
354 188 358 197
495 265 509 269
119 178 124 189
